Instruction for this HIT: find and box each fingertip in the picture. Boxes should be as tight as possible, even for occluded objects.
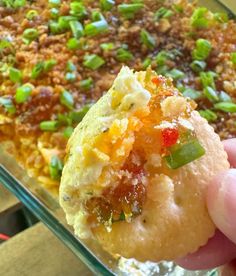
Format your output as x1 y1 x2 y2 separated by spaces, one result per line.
207 169 236 245
223 139 236 167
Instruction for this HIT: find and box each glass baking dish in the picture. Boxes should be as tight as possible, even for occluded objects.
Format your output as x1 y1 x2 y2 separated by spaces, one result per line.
0 1 235 275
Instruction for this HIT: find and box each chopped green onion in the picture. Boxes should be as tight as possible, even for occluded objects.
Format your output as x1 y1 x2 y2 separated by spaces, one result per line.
2 0 26 8
69 104 92 123
57 113 72 126
63 126 74 138
116 48 134 62
182 88 202 100
100 42 114 51
69 21 84 39
154 7 173 21
44 59 57 71
67 38 80 50
83 54 105 70
31 62 44 79
214 102 236 113
22 28 39 43
79 78 93 90
65 72 76 82
165 139 205 169
155 50 173 66
26 10 38 20
50 8 60 19
100 0 115 11
165 69 185 80
40 120 59 131
49 0 61 7
15 83 33 103
49 155 63 180
142 57 152 69
190 60 206 73
214 12 228 23
200 71 216 89
219 91 232 102
0 97 16 114
199 109 217 122
191 7 209 29
156 65 169 75
9 67 22 83
172 4 183 13
85 19 108 36
60 90 74 109
231 52 236 65
49 21 62 34
203 86 219 102
58 16 77 30
118 3 144 19
112 211 126 223
140 29 155 49
69 2 87 19
66 61 77 72
0 39 12 52
192 39 212 61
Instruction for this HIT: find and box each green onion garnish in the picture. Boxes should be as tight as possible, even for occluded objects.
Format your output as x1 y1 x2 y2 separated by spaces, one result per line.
22 28 39 43
203 86 219 102
50 8 60 19
155 50 173 66
26 10 38 20
172 4 183 13
190 60 206 73
69 2 87 19
214 102 236 113
200 71 216 89
66 61 77 72
116 48 134 62
100 0 115 11
219 91 232 102
63 126 74 139
154 7 173 21
85 18 108 36
214 12 228 23
49 0 61 7
15 83 33 104
2 0 26 8
40 120 59 131
0 97 16 114
192 39 212 61
9 67 22 83
44 59 57 71
100 43 114 51
191 7 209 29
57 113 72 126
231 52 236 65
165 139 205 169
67 38 80 50
83 54 105 70
166 69 185 80
69 21 84 39
31 62 44 79
140 29 155 49
199 109 217 122
182 88 202 100
49 21 63 34
60 90 74 109
79 78 93 90
58 16 77 30
65 72 76 82
49 155 63 180
118 3 144 19
69 104 92 123
142 57 152 69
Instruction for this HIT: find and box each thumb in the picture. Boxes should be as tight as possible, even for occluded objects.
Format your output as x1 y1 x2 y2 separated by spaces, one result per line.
207 169 236 245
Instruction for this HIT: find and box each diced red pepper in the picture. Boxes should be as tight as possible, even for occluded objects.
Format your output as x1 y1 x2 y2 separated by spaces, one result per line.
161 127 179 147
151 76 164 85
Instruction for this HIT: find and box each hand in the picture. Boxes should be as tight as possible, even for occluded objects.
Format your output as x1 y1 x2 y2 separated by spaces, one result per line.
177 139 236 271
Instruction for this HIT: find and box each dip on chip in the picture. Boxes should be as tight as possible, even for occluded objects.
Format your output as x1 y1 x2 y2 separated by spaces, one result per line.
60 67 229 261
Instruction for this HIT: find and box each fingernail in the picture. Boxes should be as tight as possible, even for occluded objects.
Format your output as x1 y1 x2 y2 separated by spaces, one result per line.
207 169 236 245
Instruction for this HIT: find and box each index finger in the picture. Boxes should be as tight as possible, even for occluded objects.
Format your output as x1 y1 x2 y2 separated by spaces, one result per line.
223 139 236 168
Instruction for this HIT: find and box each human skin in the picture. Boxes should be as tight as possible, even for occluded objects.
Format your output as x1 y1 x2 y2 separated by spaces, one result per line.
177 139 236 271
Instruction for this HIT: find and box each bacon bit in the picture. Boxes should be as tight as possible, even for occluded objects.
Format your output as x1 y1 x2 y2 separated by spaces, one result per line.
161 127 179 147
151 76 165 85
